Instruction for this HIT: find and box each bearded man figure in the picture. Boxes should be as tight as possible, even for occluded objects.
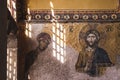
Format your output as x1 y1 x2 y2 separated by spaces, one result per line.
75 29 113 77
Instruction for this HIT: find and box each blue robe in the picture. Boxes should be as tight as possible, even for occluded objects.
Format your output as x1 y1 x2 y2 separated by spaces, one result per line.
75 47 113 76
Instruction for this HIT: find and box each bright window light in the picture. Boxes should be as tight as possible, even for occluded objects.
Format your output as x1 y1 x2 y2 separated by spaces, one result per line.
7 47 17 80
57 37 60 44
25 30 28 37
53 42 56 49
12 1 16 9
53 34 56 41
64 43 66 49
50 1 54 8
52 22 56 25
61 56 64 63
50 2 66 64
64 28 66 33
60 25 63 31
7 0 16 20
10 53 12 57
7 49 9 54
60 48 64 55
14 62 16 67
13 76 16 80
27 8 30 15
7 0 10 6
51 9 54 17
25 23 32 38
9 73 12 79
7 71 8 76
25 23 29 36
60 40 64 47
13 69 16 74
52 26 56 33
10 50 12 55
7 14 17 79
29 24 32 38
57 53 60 60
57 29 59 36
53 50 56 57
52 24 66 63
56 23 59 28
9 65 12 71
10 58 12 64
64 34 66 41
60 32 63 39
57 45 60 52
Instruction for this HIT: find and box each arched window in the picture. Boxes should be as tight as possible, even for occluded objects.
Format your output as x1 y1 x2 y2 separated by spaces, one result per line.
7 0 17 80
7 0 16 21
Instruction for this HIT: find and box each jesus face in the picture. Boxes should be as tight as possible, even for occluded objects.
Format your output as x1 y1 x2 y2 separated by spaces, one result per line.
86 33 97 47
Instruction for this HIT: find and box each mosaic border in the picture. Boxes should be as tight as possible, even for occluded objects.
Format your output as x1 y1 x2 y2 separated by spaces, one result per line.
26 10 120 23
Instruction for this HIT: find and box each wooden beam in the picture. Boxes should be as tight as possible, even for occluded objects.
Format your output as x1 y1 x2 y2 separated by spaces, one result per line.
0 0 7 79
